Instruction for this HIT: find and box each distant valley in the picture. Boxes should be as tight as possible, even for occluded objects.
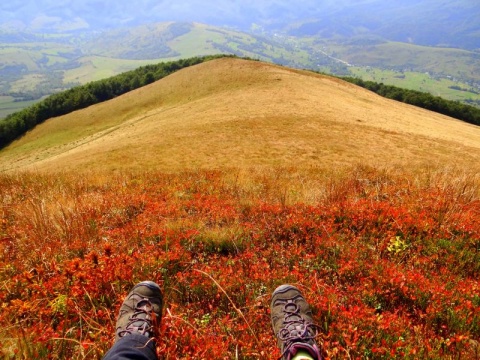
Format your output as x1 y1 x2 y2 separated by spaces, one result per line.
1 20 480 120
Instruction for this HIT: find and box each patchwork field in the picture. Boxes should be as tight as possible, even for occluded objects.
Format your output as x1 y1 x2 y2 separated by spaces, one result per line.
0 96 41 119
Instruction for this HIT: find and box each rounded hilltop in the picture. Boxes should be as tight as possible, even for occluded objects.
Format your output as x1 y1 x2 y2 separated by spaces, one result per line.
1 57 480 173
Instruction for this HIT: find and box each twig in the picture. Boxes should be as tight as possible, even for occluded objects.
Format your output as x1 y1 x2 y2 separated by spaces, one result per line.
193 269 260 346
165 307 204 334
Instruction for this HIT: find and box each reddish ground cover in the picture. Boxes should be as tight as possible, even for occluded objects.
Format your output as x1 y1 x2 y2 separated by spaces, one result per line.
0 168 479 359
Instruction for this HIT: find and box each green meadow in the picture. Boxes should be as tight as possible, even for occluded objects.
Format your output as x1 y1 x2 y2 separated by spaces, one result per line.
348 68 480 104
0 96 41 120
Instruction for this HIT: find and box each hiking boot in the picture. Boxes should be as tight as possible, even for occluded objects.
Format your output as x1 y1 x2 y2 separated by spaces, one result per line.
115 281 163 341
271 284 321 360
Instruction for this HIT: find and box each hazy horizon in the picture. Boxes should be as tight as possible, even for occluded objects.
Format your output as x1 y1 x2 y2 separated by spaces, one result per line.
1 1 479 50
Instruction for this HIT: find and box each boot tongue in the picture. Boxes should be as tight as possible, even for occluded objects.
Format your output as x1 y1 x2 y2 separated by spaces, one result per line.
136 299 152 312
127 299 154 336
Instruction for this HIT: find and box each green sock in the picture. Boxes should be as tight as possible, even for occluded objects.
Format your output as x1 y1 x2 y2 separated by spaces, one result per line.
292 350 315 360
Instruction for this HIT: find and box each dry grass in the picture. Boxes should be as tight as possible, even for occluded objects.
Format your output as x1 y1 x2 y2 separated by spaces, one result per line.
1 58 480 174
1 165 480 358
2 58 480 359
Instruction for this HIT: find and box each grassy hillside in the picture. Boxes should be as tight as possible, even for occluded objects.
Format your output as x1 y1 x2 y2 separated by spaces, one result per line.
321 40 480 82
2 58 480 174
306 39 480 106
286 0 480 50
74 23 315 80
348 69 479 103
0 96 39 119
0 57 479 359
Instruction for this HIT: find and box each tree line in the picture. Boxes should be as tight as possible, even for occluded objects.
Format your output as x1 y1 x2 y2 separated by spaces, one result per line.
341 77 480 127
0 55 230 149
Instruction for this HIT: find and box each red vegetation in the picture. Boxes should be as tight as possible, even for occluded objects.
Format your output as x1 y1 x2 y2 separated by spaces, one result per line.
0 168 479 359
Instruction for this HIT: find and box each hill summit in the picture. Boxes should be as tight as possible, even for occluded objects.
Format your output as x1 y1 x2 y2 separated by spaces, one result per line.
1 58 480 173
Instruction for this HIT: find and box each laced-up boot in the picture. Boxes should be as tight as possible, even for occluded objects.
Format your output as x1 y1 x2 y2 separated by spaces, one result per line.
271 284 322 360
115 281 163 341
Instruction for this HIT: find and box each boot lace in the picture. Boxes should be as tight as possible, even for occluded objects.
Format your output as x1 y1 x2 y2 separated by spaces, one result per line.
118 299 155 338
278 299 319 358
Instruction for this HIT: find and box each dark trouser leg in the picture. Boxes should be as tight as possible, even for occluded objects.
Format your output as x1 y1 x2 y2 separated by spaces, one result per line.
103 334 158 360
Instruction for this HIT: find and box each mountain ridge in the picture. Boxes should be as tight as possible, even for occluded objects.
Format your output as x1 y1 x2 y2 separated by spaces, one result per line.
1 58 480 174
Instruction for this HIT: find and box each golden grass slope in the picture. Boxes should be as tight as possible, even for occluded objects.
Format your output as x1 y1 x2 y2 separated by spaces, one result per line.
1 58 480 173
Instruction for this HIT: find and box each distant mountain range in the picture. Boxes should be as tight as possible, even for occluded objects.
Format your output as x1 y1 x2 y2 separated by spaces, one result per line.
2 0 479 50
